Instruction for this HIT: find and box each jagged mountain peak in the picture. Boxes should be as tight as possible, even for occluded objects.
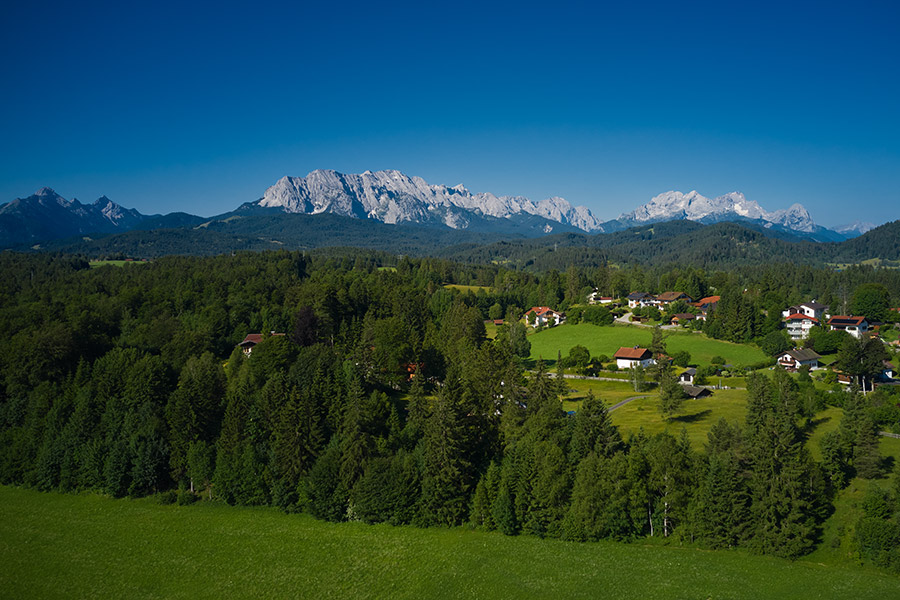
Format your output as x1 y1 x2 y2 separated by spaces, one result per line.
256 169 604 232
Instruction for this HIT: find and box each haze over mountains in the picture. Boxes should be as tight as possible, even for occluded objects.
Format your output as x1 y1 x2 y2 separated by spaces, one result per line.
0 169 886 249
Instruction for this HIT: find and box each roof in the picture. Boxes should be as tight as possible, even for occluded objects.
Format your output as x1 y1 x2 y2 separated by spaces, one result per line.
527 306 561 317
785 313 819 323
780 348 822 362
672 313 695 320
614 346 652 360
802 301 829 310
681 368 697 376
682 385 711 398
657 291 689 302
627 292 651 300
827 316 867 327
693 295 720 307
239 334 264 347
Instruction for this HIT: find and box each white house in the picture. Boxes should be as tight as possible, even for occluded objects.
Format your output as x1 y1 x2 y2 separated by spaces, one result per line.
827 316 869 339
776 348 821 371
588 290 614 304
525 306 565 327
614 346 655 369
782 301 830 321
627 292 654 309
678 368 696 385
784 313 820 340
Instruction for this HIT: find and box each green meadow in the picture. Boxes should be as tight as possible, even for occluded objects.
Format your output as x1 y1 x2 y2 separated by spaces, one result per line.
2 486 898 599
529 322 768 368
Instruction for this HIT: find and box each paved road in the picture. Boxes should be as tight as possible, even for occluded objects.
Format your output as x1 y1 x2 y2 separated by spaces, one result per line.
608 395 651 412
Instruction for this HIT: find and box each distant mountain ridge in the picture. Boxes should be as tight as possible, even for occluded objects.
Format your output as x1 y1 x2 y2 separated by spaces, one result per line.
606 190 845 242
0 188 150 247
250 169 603 233
0 170 888 249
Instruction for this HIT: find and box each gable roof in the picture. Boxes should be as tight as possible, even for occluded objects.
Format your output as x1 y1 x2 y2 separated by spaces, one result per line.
672 313 695 320
614 346 652 360
785 313 819 323
802 301 829 310
681 367 697 376
780 348 821 362
657 291 689 302
627 292 651 300
526 306 562 317
692 295 720 308
827 315 867 327
682 385 711 398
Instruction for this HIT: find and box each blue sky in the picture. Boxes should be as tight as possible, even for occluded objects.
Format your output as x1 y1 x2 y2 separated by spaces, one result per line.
1 1 898 227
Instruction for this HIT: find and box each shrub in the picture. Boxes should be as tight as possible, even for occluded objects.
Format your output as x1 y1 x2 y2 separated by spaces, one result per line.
710 355 725 365
177 491 199 506
157 490 177 505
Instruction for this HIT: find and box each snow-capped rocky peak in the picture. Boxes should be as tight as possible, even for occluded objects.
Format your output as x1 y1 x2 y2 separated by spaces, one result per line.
618 190 818 233
256 169 604 232
834 220 876 236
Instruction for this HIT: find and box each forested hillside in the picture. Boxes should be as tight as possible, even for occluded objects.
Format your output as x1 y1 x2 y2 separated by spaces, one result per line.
1 252 899 568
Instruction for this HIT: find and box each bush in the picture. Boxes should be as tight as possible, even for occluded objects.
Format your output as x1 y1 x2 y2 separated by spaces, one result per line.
606 363 618 372
710 355 725 365
157 490 177 505
672 350 691 367
177 491 199 506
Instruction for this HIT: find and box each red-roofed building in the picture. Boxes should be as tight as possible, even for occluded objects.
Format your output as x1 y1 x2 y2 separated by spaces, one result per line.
784 313 819 340
827 316 869 339
525 306 565 327
614 346 655 369
238 332 285 356
690 295 720 321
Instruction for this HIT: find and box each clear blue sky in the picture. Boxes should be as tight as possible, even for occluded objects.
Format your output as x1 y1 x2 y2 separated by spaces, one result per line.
1 0 898 227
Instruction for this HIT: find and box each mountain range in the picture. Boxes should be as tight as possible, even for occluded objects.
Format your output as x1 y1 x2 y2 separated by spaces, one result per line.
0 169 884 249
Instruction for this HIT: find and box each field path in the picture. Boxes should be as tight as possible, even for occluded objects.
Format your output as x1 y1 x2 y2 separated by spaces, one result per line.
608 395 651 412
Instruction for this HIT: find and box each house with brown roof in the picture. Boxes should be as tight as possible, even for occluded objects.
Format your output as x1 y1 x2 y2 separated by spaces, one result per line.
614 346 655 369
679 367 697 385
671 313 696 325
827 316 869 339
627 292 654 309
777 348 821 371
238 332 285 356
655 291 692 306
525 306 565 327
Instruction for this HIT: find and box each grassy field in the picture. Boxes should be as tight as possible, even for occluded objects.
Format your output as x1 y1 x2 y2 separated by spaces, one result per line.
89 259 146 268
530 323 768 368
2 486 898 599
443 284 492 293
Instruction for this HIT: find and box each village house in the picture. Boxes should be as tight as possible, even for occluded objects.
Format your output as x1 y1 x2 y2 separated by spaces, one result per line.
238 332 285 356
827 315 869 339
587 290 614 304
784 313 820 340
682 385 711 399
655 291 693 306
671 313 696 326
781 301 830 321
525 306 565 327
690 295 720 321
679 367 696 385
614 346 655 369
776 348 821 371
627 292 655 309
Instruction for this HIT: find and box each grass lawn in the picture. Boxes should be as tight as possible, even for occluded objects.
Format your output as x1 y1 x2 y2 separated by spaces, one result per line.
559 379 652 412
530 323 768 368
443 284 492 293
605 388 750 449
2 486 899 599
89 260 145 268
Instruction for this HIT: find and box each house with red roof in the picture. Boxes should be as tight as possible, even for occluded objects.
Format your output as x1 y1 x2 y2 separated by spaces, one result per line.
784 313 820 340
614 346 655 369
690 295 720 321
238 332 285 356
524 306 565 328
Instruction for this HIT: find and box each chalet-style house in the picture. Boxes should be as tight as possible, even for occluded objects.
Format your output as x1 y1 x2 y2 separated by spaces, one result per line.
679 368 696 385
671 313 696 325
238 332 285 356
784 313 820 340
627 292 654 309
690 296 720 321
776 348 821 371
614 346 655 369
781 301 829 321
827 316 869 339
655 291 693 306
525 306 565 327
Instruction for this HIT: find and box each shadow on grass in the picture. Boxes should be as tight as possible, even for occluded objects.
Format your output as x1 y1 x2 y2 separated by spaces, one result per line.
807 415 833 431
672 409 713 424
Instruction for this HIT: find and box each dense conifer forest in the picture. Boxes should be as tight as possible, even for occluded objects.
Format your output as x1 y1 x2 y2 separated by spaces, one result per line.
2 250 900 567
